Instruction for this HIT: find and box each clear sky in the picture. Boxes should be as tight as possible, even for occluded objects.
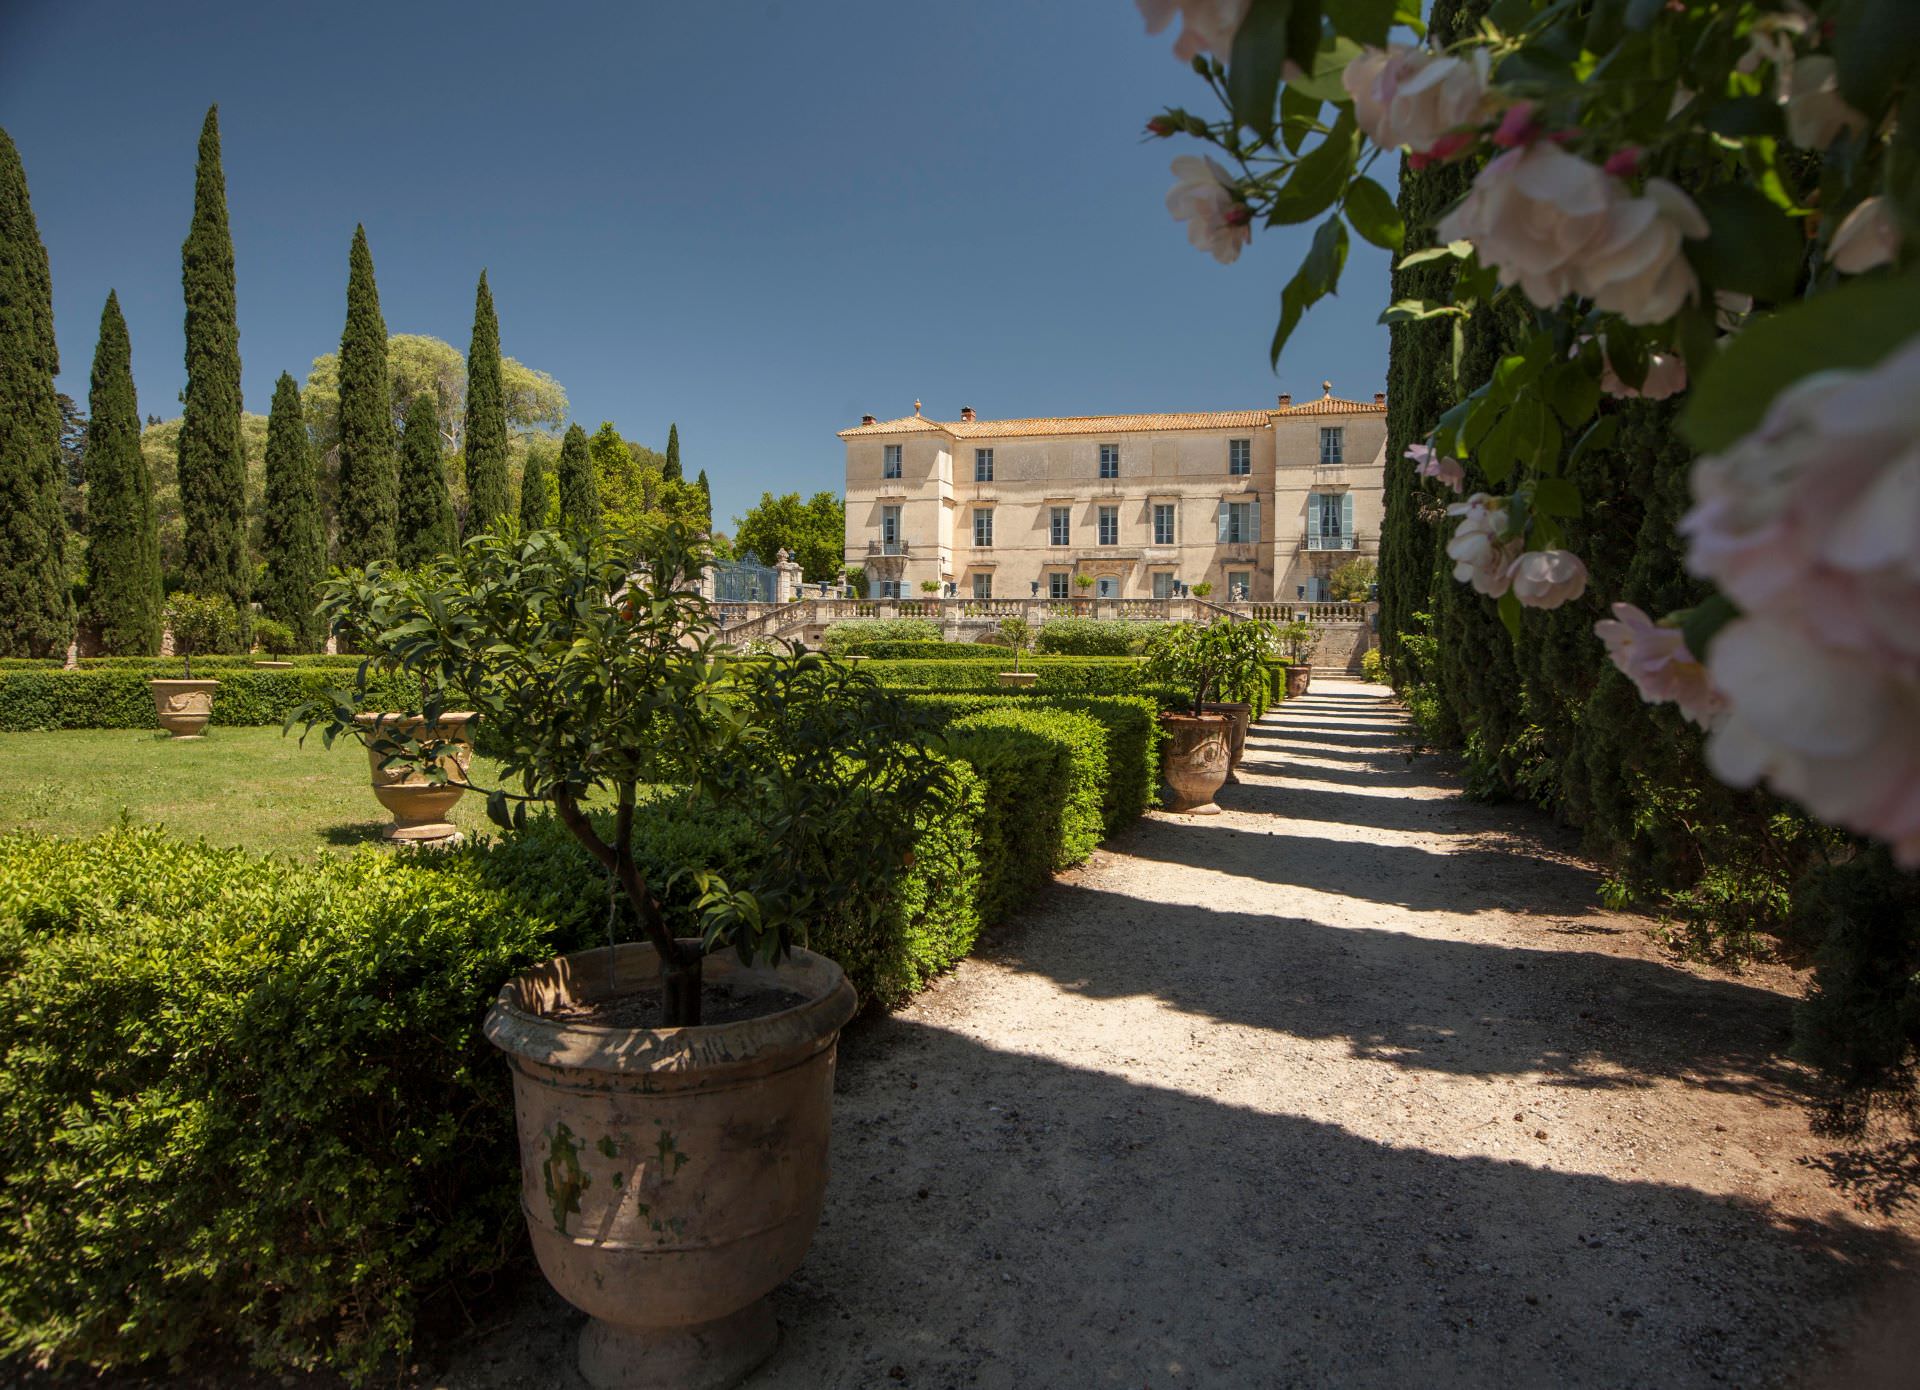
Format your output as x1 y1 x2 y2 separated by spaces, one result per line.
0 0 1391 533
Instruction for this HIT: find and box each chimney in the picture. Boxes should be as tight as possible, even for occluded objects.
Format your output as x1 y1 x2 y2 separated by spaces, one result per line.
1277 392 1291 408
861 413 876 426
1373 391 1385 406
960 405 976 422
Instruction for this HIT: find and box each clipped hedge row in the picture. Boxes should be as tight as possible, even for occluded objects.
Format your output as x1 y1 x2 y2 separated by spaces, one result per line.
0 668 417 732
1032 617 1154 656
836 641 1005 660
863 656 1179 702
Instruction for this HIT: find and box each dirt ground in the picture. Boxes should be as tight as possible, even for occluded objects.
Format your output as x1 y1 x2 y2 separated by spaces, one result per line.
424 679 1919 1389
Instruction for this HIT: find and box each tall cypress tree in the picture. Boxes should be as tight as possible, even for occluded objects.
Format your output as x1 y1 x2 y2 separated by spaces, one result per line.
260 372 325 650
335 225 397 569
519 441 556 531
397 392 455 565
0 128 71 657
663 422 682 482
555 422 598 531
695 468 712 528
177 105 247 608
83 293 162 654
463 270 509 534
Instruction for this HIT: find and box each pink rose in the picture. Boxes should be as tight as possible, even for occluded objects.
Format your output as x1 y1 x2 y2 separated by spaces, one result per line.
1137 0 1251 61
1581 178 1708 325
1828 196 1901 274
1593 603 1726 728
1600 348 1688 401
1436 144 1617 309
1406 442 1466 492
1508 549 1589 609
1781 55 1868 150
1445 493 1521 596
1343 44 1492 157
1166 155 1251 265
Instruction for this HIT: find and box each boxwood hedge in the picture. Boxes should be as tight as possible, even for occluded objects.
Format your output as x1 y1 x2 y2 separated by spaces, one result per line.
0 668 417 732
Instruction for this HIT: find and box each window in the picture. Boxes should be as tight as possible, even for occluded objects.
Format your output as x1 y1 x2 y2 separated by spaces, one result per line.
1229 438 1251 476
1306 576 1329 602
1049 571 1071 600
1099 443 1120 479
1049 506 1071 546
1308 491 1354 548
883 444 902 478
972 507 993 547
1098 505 1119 545
1228 570 1252 600
1097 576 1118 597
1153 503 1176 545
971 573 992 599
1152 571 1176 599
881 505 901 546
877 578 903 598
974 448 993 482
1319 427 1343 464
1218 497 1260 544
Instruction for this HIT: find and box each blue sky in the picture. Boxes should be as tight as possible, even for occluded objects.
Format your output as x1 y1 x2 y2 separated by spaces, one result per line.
1 0 1391 532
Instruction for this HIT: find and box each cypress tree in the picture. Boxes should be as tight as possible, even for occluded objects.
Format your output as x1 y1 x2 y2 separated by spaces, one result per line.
695 468 712 528
463 270 509 534
83 293 163 654
260 372 326 649
335 225 397 569
663 422 682 482
0 127 71 657
555 422 598 531
519 441 556 531
177 105 248 608
397 392 455 566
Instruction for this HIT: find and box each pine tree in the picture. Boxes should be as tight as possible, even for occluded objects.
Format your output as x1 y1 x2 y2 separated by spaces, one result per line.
335 225 397 569
663 422 682 482
83 293 163 654
695 468 712 528
462 270 509 535
0 128 72 657
260 372 326 649
397 392 455 565
555 422 599 531
177 105 248 609
519 441 556 531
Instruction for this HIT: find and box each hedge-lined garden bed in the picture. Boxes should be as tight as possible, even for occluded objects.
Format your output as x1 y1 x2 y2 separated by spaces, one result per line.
0 667 416 732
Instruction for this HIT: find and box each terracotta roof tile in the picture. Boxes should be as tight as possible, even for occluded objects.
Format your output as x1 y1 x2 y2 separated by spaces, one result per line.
1272 395 1388 416
839 398 1385 439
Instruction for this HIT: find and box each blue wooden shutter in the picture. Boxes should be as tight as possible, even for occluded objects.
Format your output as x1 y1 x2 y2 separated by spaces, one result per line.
1217 499 1228 542
1341 491 1354 542
1251 493 1261 542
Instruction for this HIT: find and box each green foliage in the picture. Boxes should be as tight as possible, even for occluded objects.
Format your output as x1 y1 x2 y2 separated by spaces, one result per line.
334 226 396 569
259 373 326 650
997 617 1033 670
395 393 455 567
0 826 552 1382
0 667 425 732
827 641 1003 660
1141 620 1273 710
517 437 556 531
663 421 682 482
1328 556 1376 601
1360 647 1385 683
1275 618 1319 664
175 107 247 611
1033 618 1151 656
732 490 845 582
462 273 509 534
554 422 598 532
163 592 240 678
864 656 1171 701
0 126 72 657
694 467 711 527
251 616 297 656
83 292 163 655
819 617 940 651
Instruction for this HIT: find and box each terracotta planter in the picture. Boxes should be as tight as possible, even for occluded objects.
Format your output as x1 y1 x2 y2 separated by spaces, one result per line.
997 670 1040 688
1158 711 1230 814
353 712 476 845
149 678 219 738
1285 666 1311 698
1199 701 1251 782
485 941 859 1390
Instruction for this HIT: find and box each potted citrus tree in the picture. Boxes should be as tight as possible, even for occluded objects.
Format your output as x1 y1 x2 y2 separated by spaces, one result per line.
1196 618 1273 782
150 593 234 738
996 615 1038 688
1278 618 1319 696
1141 622 1232 813
299 522 945 1390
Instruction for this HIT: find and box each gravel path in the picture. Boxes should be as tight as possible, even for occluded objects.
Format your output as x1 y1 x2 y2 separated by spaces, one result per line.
447 680 1918 1389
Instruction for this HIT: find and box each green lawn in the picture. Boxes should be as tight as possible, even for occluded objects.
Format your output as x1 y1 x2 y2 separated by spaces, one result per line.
2 726 510 857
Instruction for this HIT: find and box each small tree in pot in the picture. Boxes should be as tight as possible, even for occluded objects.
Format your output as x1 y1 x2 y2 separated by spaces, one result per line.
1277 617 1319 695
297 522 946 1388
1140 622 1231 813
151 593 236 737
996 615 1038 687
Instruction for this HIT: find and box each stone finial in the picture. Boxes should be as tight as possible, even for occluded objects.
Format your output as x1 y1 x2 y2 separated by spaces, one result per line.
1321 380 1333 396
913 399 922 415
775 548 790 563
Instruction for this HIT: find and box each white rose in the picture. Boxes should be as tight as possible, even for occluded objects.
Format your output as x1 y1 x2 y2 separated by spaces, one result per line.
1828 196 1901 274
1508 549 1589 609
1600 349 1688 401
1436 144 1617 309
1138 0 1251 61
1165 155 1251 265
1593 603 1726 728
1579 178 1708 325
1781 55 1867 150
1445 493 1521 596
1342 44 1491 155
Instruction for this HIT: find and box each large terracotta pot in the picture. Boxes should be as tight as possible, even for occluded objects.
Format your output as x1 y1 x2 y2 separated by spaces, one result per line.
353 712 475 845
485 941 859 1390
1158 711 1230 814
149 678 219 738
1200 701 1251 782
1285 666 1311 698
997 670 1040 688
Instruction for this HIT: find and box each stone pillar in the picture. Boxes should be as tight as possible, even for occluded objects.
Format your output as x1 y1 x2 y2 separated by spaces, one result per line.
699 562 718 602
773 549 804 604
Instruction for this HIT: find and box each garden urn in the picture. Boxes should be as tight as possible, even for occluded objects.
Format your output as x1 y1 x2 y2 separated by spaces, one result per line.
1285 666 1311 698
1158 711 1230 814
149 678 219 738
997 670 1040 689
485 940 859 1390
1199 701 1251 782
352 712 475 845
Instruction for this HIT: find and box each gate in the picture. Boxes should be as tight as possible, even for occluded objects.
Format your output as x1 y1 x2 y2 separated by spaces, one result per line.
712 552 778 603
